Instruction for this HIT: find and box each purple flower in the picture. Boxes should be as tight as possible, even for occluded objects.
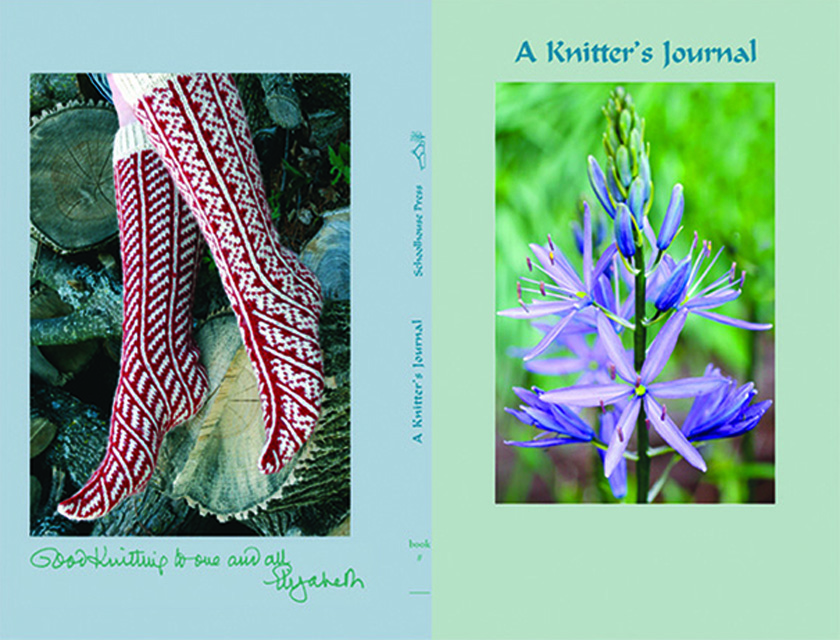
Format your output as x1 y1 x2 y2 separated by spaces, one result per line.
498 203 617 360
682 365 773 442
676 238 773 331
657 184 684 251
524 332 611 383
504 387 595 448
540 310 726 475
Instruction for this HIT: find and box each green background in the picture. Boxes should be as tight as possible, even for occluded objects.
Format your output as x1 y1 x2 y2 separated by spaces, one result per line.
434 0 838 637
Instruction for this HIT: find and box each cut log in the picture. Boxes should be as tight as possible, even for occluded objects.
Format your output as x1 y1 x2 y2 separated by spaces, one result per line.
300 208 350 301
260 74 303 129
30 413 58 458
158 299 350 528
30 285 99 380
30 101 119 253
30 247 122 346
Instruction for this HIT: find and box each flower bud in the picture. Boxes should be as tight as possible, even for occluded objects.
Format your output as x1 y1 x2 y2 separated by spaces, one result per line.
628 177 645 226
606 158 624 203
616 145 632 188
629 128 641 163
587 155 615 219
657 184 684 251
615 204 636 258
619 109 632 144
654 256 691 311
639 150 652 202
606 125 620 156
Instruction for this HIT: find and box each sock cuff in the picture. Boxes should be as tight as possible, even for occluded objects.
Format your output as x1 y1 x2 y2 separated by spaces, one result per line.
111 73 181 107
113 122 155 161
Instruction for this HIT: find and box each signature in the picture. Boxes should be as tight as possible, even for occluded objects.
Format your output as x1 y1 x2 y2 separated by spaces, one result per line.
262 549 365 603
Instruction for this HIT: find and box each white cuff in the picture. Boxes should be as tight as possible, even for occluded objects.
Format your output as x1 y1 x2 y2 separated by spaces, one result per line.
111 73 181 107
113 122 154 161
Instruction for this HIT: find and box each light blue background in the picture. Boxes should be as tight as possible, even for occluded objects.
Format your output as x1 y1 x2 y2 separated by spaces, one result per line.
0 1 431 638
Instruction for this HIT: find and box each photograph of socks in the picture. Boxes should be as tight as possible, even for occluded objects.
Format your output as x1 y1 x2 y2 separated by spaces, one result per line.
30 73 351 536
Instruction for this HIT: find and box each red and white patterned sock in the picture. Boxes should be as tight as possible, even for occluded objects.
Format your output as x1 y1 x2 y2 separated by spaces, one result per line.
58 123 208 520
113 73 324 474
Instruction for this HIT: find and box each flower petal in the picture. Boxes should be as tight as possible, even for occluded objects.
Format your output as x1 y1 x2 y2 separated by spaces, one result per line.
690 309 773 331
525 357 588 376
592 244 618 283
648 376 728 398
596 312 636 383
550 404 596 440
604 399 640 477
644 396 707 472
599 409 628 498
583 202 593 292
641 308 688 382
541 383 631 407
497 299 578 319
504 437 583 448
523 310 580 361
683 289 742 310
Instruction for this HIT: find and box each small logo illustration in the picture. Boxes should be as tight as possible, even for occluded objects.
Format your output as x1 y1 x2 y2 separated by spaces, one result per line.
410 131 426 170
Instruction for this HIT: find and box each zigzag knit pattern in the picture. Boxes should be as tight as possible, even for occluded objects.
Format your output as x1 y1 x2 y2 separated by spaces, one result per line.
114 73 324 474
58 123 208 520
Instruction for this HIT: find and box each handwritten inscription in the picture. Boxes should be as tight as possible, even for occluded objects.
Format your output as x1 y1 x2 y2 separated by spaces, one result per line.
30 546 168 576
29 545 365 604
262 549 365 604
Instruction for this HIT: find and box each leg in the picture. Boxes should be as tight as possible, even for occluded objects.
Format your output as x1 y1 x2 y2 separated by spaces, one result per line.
111 73 324 474
58 122 208 520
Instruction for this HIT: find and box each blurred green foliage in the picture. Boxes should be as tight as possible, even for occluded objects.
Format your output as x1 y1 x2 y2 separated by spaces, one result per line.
495 83 775 503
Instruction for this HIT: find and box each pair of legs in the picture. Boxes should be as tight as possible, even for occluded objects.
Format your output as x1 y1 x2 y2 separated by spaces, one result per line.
58 74 324 521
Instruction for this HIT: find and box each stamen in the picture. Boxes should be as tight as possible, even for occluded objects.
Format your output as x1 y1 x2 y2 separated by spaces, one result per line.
608 363 617 380
549 250 555 265
517 282 528 312
661 403 667 420
539 281 546 296
687 244 725 300
547 233 555 252
526 257 533 272
617 426 624 442
600 400 605 412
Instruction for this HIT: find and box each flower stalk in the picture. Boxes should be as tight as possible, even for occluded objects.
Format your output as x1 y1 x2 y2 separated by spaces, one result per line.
633 219 650 503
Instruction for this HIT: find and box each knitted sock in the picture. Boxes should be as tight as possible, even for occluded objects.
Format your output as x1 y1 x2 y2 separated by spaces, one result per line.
58 123 208 520
112 73 324 474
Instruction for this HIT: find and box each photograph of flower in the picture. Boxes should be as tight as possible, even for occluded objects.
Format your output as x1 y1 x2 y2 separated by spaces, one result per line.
496 83 774 504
